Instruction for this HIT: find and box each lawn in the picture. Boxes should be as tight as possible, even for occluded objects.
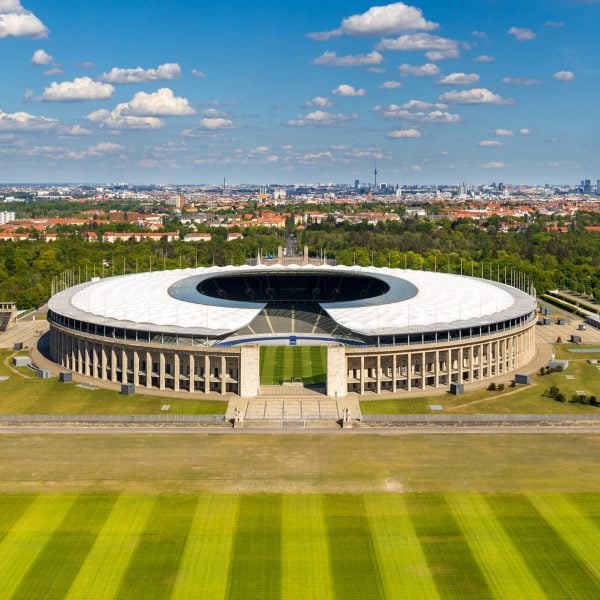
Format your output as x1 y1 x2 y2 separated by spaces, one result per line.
0 491 597 599
0 351 227 415
260 346 326 385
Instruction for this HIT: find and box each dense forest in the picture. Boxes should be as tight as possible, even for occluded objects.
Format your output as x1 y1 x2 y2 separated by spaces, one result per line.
0 214 598 308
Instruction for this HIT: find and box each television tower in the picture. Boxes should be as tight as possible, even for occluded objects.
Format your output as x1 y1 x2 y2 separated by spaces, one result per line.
373 162 378 190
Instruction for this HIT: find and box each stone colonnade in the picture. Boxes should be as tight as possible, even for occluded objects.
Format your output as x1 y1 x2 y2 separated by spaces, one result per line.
344 322 536 395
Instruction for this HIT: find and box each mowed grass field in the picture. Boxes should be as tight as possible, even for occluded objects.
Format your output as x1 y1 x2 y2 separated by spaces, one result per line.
0 492 598 599
260 346 326 385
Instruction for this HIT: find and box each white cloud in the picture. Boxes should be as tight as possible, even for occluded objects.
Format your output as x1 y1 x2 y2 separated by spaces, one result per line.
306 96 332 107
41 77 115 102
332 84 366 96
62 125 92 136
398 62 439 76
191 69 206 78
379 80 402 89
31 48 52 65
437 72 480 85
553 70 575 81
507 27 536 41
377 103 460 123
376 32 458 54
266 155 279 163
199 117 234 129
43 67 63 76
0 108 59 132
87 104 164 130
483 161 506 168
99 62 181 84
389 128 421 138
544 21 564 28
426 48 460 61
0 0 47 38
313 50 383 67
439 88 514 105
308 2 438 41
68 142 126 160
501 76 541 86
287 110 357 127
250 145 269 154
478 140 503 147
125 88 195 116
519 128 531 135
202 108 226 118
494 128 514 136
474 54 495 63
472 30 486 38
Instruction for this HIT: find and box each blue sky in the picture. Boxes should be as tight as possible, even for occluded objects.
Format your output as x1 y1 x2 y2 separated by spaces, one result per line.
0 0 598 184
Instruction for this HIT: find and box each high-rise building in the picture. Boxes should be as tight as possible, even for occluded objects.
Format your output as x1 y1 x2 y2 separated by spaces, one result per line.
354 179 359 191
583 179 592 194
0 211 16 225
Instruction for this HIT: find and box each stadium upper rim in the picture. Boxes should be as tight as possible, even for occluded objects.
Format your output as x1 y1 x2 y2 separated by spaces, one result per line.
48 264 537 340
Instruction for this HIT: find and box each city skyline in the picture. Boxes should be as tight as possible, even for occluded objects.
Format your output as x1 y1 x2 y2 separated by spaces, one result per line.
0 0 599 183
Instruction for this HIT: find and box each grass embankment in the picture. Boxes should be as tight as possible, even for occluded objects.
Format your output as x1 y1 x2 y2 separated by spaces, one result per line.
0 351 227 415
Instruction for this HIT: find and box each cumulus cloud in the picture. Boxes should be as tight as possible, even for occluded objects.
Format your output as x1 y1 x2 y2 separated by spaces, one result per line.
0 108 59 132
306 96 332 107
249 145 269 154
31 48 52 65
379 80 402 89
99 62 181 84
0 0 47 38
43 67 63 76
483 161 506 168
41 77 115 102
199 117 234 129
439 88 514 105
507 27 536 41
67 142 126 160
501 76 541 86
376 103 460 123
332 84 366 96
553 70 575 81
389 128 421 138
437 72 480 85
313 50 383 67
125 88 195 116
494 128 514 136
287 110 357 127
191 69 206 78
519 128 531 135
62 125 92 136
426 48 460 61
376 32 459 61
308 2 437 41
398 62 439 76
474 54 495 63
478 140 503 147
87 104 164 130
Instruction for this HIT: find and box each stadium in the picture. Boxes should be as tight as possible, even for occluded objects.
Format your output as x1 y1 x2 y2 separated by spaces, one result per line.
47 263 538 398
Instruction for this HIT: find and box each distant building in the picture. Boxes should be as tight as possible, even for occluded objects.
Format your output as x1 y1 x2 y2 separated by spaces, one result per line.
0 211 16 225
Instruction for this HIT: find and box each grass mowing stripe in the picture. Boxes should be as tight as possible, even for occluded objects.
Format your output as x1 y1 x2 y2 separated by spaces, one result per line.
569 493 600 531
12 495 116 600
0 496 35 546
273 346 285 384
283 347 293 382
292 347 303 380
259 347 268 382
364 494 439 600
116 496 197 600
488 495 600 599
324 495 384 600
405 493 492 599
227 495 281 600
171 494 239 600
447 494 546 599
0 496 76 598
281 495 333 599
528 494 600 581
65 496 155 600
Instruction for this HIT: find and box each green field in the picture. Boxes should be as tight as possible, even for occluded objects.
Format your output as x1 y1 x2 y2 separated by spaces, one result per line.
0 491 597 598
0 352 227 415
260 346 326 385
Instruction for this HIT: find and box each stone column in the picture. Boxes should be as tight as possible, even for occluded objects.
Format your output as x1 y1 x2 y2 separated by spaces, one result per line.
101 347 107 381
359 355 364 395
159 352 166 390
121 349 128 384
146 352 152 389
110 348 118 382
327 345 346 398
391 353 397 393
204 355 210 393
133 351 140 386
220 356 227 394
92 346 98 379
458 347 464 384
421 351 426 389
173 353 180 392
434 350 440 388
84 342 91 377
407 353 412 391
189 354 195 392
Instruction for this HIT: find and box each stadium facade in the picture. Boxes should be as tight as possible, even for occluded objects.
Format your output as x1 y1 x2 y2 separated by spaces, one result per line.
47 264 537 397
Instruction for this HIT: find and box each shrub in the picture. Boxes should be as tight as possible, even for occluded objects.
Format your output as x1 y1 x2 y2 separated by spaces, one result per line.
487 382 496 391
556 393 566 403
497 383 505 391
548 386 560 398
